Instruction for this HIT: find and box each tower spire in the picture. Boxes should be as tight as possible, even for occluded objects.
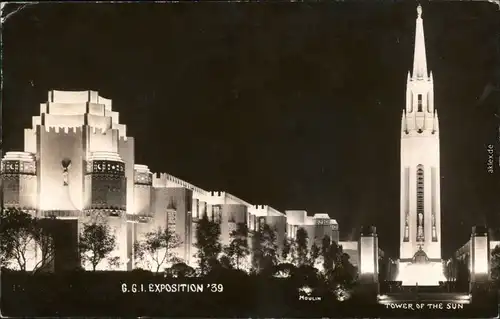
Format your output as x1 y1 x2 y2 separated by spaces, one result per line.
412 4 428 80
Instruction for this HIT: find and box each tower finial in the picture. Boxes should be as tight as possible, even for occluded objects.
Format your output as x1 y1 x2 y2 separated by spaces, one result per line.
411 3 428 80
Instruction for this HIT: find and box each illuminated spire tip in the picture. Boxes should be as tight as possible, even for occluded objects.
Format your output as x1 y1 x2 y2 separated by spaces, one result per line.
417 5 422 18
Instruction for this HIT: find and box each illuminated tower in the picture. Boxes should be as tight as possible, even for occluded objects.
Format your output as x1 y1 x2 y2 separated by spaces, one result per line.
398 5 445 286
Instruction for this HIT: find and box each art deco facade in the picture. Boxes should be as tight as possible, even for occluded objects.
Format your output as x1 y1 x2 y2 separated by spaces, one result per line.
1 90 340 271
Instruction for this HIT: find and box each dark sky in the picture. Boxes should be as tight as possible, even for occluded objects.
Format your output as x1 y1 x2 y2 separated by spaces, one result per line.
2 1 500 258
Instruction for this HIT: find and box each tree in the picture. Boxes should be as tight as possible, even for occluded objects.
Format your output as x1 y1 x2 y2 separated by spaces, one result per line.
218 255 233 270
167 262 196 278
491 245 500 282
79 222 117 271
378 256 389 282
309 242 321 267
224 222 249 271
273 262 296 278
194 213 222 275
456 257 470 291
295 227 309 267
107 256 122 270
0 208 55 272
334 252 357 285
321 236 355 287
321 235 335 274
134 227 182 273
280 237 297 264
251 224 278 274
32 218 57 272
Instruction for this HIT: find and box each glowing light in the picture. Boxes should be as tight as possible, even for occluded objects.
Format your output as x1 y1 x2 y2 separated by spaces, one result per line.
333 285 351 302
396 261 446 286
298 286 313 295
360 238 375 274
473 236 488 274
88 151 124 162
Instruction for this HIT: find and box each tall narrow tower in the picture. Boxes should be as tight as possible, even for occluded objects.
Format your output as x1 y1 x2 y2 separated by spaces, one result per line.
400 5 441 262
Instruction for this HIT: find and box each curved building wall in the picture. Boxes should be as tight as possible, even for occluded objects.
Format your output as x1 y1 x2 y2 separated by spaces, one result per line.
1 153 38 212
86 157 126 211
82 155 128 273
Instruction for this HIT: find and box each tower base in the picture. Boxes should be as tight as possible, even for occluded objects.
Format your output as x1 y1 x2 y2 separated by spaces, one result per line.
396 261 446 286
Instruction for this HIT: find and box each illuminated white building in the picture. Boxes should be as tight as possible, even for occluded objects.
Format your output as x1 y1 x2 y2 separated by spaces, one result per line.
285 211 339 247
397 5 446 286
1 90 339 271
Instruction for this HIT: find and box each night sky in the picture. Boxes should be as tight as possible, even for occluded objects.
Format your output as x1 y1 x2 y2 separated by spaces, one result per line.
3 1 500 258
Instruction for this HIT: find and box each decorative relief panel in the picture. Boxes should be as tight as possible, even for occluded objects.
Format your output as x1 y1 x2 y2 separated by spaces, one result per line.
90 174 126 210
1 160 36 175
88 160 125 175
134 171 152 186
167 210 176 233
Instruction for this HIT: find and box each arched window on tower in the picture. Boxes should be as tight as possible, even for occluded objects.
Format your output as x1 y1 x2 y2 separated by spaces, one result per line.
418 94 423 112
416 165 424 241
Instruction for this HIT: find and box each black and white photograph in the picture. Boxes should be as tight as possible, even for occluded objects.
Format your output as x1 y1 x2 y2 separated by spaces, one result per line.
1 1 500 317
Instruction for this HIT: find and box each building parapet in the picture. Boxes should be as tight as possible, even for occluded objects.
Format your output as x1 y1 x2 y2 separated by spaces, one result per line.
224 192 253 208
42 126 84 134
253 205 284 217
313 213 330 219
154 172 208 196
